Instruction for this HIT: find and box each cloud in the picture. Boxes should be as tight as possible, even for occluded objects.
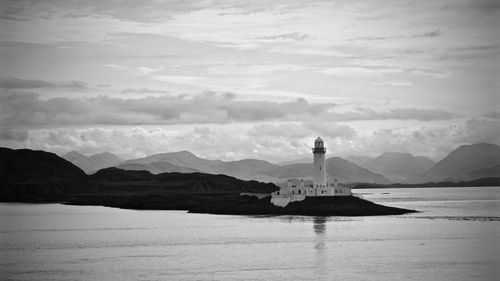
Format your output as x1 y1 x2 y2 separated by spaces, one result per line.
318 67 402 77
339 126 454 160
328 107 458 121
0 128 29 141
121 88 170 94
135 65 164 76
371 80 414 87
248 123 311 139
484 111 500 119
257 32 309 41
152 75 204 85
104 64 127 70
412 69 454 79
206 63 307 76
452 119 500 144
16 121 356 162
18 125 310 162
412 30 441 38
325 120 499 160
435 45 500 60
0 90 460 127
304 122 356 140
248 122 355 144
465 0 500 14
10 117 497 163
0 90 331 126
0 0 209 23
0 77 89 90
352 30 441 41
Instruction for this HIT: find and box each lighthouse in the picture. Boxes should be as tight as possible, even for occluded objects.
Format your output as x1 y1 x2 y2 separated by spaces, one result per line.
313 137 327 187
270 137 352 207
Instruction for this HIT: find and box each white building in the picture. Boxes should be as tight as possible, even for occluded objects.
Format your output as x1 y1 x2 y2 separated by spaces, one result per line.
271 137 352 207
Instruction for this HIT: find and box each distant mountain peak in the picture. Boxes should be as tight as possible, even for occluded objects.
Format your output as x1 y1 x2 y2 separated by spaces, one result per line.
91 151 117 157
456 143 499 151
64 151 86 157
352 152 436 183
378 152 413 157
63 151 122 174
172 150 199 158
413 142 500 183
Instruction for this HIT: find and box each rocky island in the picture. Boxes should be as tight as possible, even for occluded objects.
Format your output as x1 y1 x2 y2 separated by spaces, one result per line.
188 195 415 216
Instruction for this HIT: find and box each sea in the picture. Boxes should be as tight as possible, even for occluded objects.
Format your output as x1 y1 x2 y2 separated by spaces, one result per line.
1 187 499 281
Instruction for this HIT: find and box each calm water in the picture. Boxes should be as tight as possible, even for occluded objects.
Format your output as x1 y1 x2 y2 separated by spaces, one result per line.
1 187 499 281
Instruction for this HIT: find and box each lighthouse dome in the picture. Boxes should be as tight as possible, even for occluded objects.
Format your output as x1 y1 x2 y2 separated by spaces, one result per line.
315 137 324 147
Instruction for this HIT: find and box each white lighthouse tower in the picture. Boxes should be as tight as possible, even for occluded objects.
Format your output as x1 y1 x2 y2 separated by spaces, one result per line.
313 137 326 188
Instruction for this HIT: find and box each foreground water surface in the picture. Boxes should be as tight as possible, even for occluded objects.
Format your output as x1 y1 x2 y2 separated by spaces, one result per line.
1 187 499 281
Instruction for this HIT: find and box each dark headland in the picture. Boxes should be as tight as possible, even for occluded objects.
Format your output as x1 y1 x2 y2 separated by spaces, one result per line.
0 147 416 216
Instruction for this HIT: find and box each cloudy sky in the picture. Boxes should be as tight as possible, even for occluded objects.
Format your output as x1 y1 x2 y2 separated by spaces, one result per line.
0 0 499 162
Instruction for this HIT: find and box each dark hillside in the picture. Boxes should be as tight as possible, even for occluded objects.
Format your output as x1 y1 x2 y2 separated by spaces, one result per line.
0 147 91 201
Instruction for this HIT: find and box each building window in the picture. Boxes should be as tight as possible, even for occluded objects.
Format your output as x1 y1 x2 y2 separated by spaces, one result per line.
298 190 301 194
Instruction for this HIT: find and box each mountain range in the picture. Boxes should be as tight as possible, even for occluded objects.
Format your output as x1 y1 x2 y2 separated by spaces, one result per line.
0 147 276 202
411 143 500 183
63 151 123 173
347 152 436 183
116 151 390 184
61 143 500 184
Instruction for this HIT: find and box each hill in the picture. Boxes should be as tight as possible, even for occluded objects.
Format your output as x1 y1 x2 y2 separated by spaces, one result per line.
413 143 500 182
121 151 390 184
89 152 123 169
63 151 96 173
0 147 91 201
121 151 220 172
346 155 373 166
63 151 122 173
359 152 435 183
121 151 279 180
277 157 311 165
0 147 279 202
116 162 199 174
90 167 277 194
325 157 391 184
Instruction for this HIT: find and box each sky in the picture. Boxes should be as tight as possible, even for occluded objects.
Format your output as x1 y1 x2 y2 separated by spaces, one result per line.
0 0 499 163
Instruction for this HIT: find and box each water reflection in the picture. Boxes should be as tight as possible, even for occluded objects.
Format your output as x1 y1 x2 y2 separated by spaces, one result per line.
313 217 327 235
313 217 327 278
313 217 326 251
